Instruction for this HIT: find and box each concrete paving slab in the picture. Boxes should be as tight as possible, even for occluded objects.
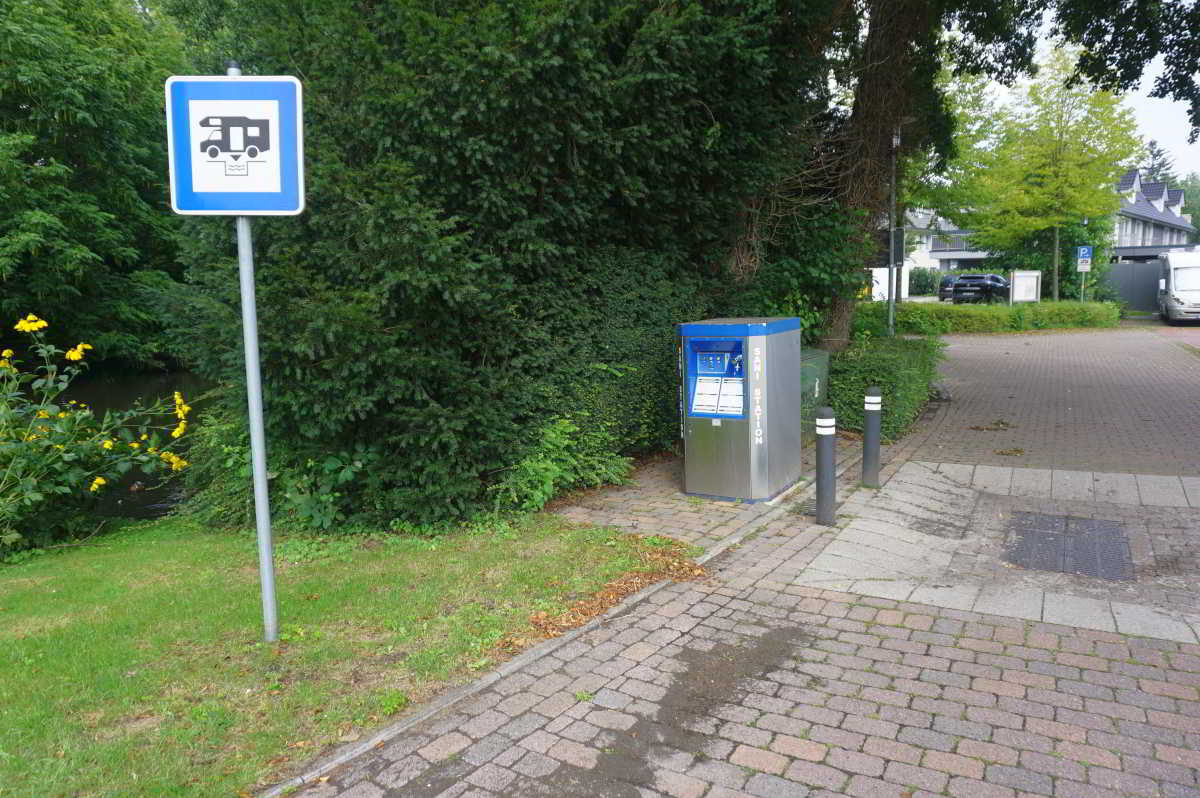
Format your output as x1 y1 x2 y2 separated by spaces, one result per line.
844 519 960 552
805 552 908 580
1010 467 1053 498
851 579 917 600
822 539 931 572
1092 472 1140 505
901 461 941 477
895 468 978 492
793 573 857 591
879 481 975 509
1181 476 1200 508
1051 469 1094 501
1137 474 1190 507
1042 592 1115 632
972 585 1044 621
838 528 954 565
908 584 981 611
971 465 1013 495
1112 602 1198 644
877 489 969 516
934 463 975 484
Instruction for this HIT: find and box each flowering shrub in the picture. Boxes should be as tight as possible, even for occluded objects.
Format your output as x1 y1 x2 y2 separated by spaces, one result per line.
0 315 191 555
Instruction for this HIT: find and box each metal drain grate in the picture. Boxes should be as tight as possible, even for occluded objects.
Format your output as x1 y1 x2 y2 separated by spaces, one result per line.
791 497 817 516
1003 512 1133 581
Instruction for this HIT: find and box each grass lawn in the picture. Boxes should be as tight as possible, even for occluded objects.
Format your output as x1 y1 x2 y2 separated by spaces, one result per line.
0 515 698 796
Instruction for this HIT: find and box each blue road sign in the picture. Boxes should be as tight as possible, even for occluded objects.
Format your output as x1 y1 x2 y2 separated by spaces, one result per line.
1076 244 1093 272
165 76 304 215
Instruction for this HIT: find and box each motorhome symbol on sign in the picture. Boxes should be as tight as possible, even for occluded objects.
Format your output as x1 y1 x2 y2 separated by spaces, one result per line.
199 116 270 161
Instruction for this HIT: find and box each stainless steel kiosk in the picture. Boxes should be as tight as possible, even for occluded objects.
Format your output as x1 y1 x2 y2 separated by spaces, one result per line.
678 317 804 501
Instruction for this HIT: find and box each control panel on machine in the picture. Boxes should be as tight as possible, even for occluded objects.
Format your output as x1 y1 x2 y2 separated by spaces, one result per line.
686 339 745 418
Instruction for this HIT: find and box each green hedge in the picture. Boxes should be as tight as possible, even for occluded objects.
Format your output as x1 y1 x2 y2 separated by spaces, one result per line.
830 337 944 441
853 301 1120 336
157 3 838 526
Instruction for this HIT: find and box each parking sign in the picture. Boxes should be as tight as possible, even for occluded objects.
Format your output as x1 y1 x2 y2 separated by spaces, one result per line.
165 76 304 215
1076 245 1093 272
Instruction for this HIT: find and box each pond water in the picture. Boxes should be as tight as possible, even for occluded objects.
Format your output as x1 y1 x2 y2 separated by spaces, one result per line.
63 371 214 519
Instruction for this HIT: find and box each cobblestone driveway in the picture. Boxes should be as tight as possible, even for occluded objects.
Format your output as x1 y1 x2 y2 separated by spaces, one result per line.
292 514 1200 798
894 328 1200 475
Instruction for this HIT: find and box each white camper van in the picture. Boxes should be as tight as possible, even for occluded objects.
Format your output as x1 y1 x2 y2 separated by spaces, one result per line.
1158 249 1200 324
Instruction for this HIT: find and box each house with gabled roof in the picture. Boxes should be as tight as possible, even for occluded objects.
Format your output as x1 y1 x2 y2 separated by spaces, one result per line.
904 169 1196 271
1113 168 1195 261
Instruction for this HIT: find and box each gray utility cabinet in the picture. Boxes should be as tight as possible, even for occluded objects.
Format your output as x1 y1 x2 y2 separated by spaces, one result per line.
678 317 805 502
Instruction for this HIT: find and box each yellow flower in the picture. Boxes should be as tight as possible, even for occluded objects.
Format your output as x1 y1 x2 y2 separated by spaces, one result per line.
14 314 48 333
129 442 141 449
160 450 188 471
89 476 107 492
36 410 49 419
140 433 148 441
1 349 12 357
171 420 187 438
102 439 114 450
64 343 93 361
0 359 10 370
57 411 68 418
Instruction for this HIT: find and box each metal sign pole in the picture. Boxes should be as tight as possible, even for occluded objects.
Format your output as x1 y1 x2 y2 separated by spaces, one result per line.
237 215 278 642
227 61 278 643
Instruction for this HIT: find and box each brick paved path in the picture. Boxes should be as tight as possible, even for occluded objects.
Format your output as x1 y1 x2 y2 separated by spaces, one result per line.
554 439 860 551
893 328 1200 475
287 504 1200 798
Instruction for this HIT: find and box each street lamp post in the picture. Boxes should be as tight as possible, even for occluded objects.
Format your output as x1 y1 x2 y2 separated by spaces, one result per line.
887 128 900 337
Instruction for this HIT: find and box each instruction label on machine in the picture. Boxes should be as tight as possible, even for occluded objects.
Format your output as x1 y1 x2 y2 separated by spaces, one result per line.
691 377 744 415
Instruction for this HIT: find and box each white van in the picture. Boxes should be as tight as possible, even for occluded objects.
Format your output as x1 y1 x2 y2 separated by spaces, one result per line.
1158 249 1200 324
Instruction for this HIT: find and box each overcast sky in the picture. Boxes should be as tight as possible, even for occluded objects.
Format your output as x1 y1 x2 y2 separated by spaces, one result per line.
1124 56 1200 180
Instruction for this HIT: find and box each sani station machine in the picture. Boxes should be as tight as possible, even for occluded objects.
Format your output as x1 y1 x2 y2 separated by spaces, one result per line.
678 317 805 502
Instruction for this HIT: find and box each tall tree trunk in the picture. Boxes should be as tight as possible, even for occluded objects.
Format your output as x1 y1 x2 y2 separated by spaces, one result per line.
821 294 857 351
821 0 935 351
1053 224 1060 300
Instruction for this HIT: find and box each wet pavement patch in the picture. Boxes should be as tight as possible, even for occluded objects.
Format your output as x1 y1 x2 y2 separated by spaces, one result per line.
1003 511 1133 581
506 626 812 797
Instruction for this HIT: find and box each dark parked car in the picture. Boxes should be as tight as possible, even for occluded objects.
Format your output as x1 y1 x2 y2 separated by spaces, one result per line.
953 273 1010 304
938 274 959 301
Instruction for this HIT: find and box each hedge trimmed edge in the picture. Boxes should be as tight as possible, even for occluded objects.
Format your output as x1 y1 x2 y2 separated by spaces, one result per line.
829 336 944 441
854 300 1120 336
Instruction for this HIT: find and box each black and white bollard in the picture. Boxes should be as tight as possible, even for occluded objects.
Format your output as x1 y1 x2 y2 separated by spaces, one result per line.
815 407 836 525
862 386 882 488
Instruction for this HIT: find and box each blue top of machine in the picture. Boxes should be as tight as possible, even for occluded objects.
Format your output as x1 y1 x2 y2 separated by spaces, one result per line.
677 317 805 338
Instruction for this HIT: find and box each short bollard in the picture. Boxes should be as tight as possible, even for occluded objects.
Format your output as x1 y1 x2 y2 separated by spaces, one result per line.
815 406 836 526
862 386 882 488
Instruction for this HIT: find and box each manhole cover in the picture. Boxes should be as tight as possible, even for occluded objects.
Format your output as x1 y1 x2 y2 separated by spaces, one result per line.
1003 512 1133 581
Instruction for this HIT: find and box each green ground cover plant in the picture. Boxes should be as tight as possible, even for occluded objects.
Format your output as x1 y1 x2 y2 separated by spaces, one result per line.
0 515 696 796
853 300 1119 336
829 335 944 440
